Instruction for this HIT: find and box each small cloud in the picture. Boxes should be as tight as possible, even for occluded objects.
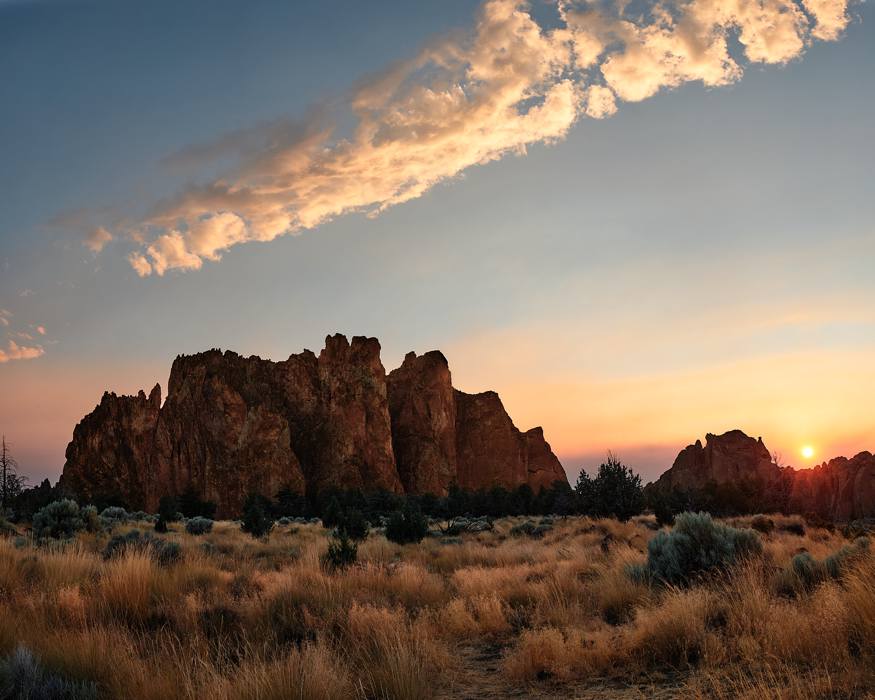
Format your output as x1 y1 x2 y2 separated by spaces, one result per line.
18 289 33 297
84 226 113 254
0 340 44 364
35 325 46 336
0 309 10 327
128 253 153 278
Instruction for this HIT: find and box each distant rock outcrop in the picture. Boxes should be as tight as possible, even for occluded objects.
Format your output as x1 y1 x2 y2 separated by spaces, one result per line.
654 430 782 493
788 451 875 522
653 429 875 521
60 335 568 517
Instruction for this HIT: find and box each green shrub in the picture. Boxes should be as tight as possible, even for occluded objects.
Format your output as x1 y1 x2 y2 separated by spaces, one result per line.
335 508 369 542
750 515 775 534
80 505 101 533
639 512 762 586
99 506 130 526
510 520 552 538
624 562 651 586
825 536 869 578
177 488 216 519
0 517 17 537
157 496 180 523
0 646 99 699
780 520 805 536
385 502 428 545
185 516 213 535
792 552 826 588
32 500 84 541
240 493 274 539
323 532 357 570
102 529 181 566
575 456 645 521
781 537 871 595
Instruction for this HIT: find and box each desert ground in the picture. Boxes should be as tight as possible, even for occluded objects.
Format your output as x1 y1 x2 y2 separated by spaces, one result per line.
1 513 874 699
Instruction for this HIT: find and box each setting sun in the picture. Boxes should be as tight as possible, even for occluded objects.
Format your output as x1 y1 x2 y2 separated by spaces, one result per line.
801 445 815 460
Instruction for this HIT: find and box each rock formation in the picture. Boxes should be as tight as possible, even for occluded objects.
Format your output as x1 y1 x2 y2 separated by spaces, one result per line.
60 335 568 517
386 351 567 496
788 452 875 522
653 430 875 521
653 430 783 493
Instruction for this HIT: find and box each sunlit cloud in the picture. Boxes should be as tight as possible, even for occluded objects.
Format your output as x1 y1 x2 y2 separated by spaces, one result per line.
116 0 851 276
0 340 45 364
0 309 10 327
84 226 113 253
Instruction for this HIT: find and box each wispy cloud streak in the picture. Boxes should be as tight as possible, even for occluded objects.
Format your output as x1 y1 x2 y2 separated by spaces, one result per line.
118 0 850 276
0 340 44 364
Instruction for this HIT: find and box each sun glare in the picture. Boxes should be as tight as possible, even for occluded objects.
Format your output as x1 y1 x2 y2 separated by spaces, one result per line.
801 445 815 460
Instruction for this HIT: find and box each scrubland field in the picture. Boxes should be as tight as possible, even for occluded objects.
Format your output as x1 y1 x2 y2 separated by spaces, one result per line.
1 513 874 699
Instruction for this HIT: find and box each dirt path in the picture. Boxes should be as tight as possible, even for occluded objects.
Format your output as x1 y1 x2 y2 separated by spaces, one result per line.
437 643 688 699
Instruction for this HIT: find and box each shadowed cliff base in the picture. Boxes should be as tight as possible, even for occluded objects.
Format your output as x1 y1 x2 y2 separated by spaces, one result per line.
59 334 567 518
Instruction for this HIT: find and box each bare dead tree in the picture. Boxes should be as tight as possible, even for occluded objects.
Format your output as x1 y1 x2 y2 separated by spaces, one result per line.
0 435 26 508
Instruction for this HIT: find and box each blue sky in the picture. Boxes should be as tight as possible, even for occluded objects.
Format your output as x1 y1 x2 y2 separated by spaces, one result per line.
1 0 873 484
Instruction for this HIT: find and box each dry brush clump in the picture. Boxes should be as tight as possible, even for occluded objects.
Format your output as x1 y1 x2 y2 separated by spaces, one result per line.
0 512 874 698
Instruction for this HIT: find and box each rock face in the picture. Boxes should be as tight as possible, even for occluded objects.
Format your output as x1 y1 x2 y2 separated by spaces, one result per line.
654 430 875 521
60 335 567 517
386 351 567 496
788 452 875 521
654 430 782 493
386 351 457 495
454 391 567 492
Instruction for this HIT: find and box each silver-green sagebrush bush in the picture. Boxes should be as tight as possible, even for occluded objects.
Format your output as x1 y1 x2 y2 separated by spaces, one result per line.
0 646 98 700
184 516 214 535
31 500 85 541
627 511 762 586
780 536 870 595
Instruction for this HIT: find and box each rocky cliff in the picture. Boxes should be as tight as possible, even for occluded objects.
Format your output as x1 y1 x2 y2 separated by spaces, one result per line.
653 430 875 521
60 335 568 517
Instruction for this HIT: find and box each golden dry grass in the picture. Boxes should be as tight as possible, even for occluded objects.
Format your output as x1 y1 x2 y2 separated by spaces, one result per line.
0 515 873 698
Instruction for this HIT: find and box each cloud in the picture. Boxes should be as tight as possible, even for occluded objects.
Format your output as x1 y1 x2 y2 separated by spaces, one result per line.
584 85 618 118
0 340 44 364
84 226 113 253
120 0 852 276
0 310 10 327
35 325 46 336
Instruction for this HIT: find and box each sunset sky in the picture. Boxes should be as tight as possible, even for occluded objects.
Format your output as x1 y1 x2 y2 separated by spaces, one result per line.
1 0 873 485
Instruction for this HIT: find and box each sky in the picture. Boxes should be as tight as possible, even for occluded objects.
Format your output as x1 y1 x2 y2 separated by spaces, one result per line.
1 0 873 485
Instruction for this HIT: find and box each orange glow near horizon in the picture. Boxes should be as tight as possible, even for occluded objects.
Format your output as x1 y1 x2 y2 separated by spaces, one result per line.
445 328 875 477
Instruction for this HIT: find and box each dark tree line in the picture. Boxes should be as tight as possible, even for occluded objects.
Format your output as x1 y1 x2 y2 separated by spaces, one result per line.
4 453 654 526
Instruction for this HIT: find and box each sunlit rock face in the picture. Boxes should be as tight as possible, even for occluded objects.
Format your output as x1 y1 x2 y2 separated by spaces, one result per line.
387 351 457 495
61 384 163 512
454 391 567 493
654 430 875 521
60 335 567 517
